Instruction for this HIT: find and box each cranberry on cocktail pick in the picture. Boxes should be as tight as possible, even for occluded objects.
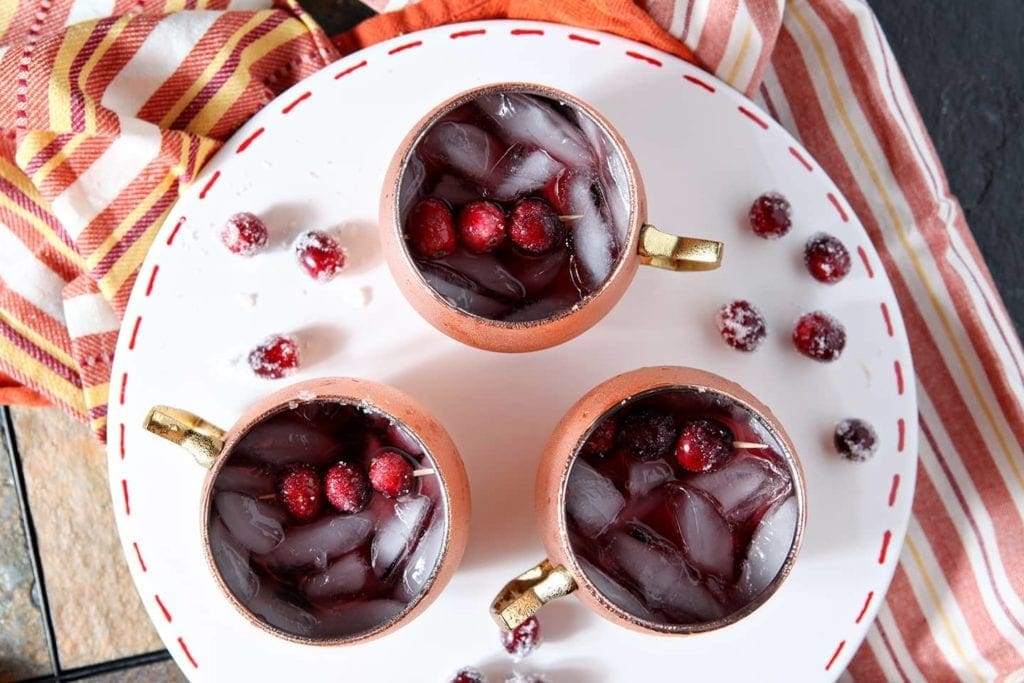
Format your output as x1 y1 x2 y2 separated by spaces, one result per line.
458 200 507 254
675 419 735 473
804 233 851 283
248 334 299 379
278 466 322 522
834 419 878 462
793 311 847 361
369 449 414 499
617 408 676 461
580 415 618 457
294 230 346 281
748 191 792 239
501 615 541 661
324 462 371 513
221 212 268 256
408 198 457 259
716 300 767 352
509 197 564 255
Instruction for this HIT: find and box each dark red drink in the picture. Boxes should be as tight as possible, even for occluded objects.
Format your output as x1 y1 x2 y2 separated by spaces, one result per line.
207 400 446 640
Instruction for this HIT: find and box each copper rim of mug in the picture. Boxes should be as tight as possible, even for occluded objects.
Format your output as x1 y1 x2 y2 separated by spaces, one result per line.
544 366 807 635
380 81 645 350
192 378 469 646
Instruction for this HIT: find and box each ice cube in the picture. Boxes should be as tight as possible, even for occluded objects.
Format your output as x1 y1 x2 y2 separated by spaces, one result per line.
214 492 285 554
234 411 346 466
687 453 790 524
372 495 432 578
265 513 373 570
313 599 406 639
487 146 564 201
578 556 660 621
502 293 580 323
215 464 275 497
386 423 423 456
608 530 725 622
443 249 527 300
625 460 674 498
476 93 593 169
668 486 735 578
419 261 512 318
209 518 259 602
574 110 630 243
248 589 318 636
565 460 624 538
420 121 501 183
566 173 617 290
430 173 482 206
302 552 370 602
738 496 798 602
398 511 446 602
400 153 426 216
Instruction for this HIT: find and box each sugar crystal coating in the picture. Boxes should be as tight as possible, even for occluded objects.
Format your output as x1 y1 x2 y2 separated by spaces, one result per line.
834 418 878 462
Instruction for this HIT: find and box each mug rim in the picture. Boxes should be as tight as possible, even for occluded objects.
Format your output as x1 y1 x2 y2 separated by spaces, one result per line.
380 81 646 345
546 366 807 635
199 377 466 647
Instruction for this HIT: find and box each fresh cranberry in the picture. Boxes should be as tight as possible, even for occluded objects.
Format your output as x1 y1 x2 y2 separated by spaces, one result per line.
509 198 564 255
408 198 457 259
748 192 792 239
450 669 485 683
248 334 299 379
324 462 371 513
278 466 321 522
294 230 345 281
793 311 846 361
804 233 851 283
501 615 541 661
368 449 414 499
675 419 734 472
541 169 574 214
834 419 878 462
458 201 507 254
617 408 676 461
220 212 268 256
581 415 618 457
716 300 767 352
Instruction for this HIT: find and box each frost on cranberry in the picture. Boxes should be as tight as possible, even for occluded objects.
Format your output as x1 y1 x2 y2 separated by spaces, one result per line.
369 449 415 499
748 192 792 239
580 414 618 457
617 408 676 461
248 334 299 379
792 311 846 361
716 300 767 352
804 233 851 283
221 212 268 256
834 419 878 462
675 419 734 472
324 462 370 513
450 669 485 683
278 466 322 521
294 230 346 281
501 615 541 661
398 89 629 323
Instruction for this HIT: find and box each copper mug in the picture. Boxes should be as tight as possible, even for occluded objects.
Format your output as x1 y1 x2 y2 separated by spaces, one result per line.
144 377 470 645
380 83 725 353
491 366 806 635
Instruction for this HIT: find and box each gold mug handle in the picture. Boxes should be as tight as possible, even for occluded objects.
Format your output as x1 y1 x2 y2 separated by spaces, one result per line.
490 559 578 631
638 225 724 271
144 406 226 469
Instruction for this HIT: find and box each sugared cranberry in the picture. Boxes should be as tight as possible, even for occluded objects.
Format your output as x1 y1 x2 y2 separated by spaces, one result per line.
793 311 846 361
369 449 414 498
804 233 851 283
581 415 618 457
617 409 676 461
675 419 734 472
509 198 564 255
278 466 321 522
749 192 792 239
220 212 268 256
834 419 878 462
458 201 507 254
450 669 485 683
501 616 541 661
716 300 767 352
248 334 299 379
324 462 371 513
408 198 457 259
294 230 345 281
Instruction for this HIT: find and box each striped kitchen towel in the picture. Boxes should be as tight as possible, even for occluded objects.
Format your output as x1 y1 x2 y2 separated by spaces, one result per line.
0 0 1021 679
